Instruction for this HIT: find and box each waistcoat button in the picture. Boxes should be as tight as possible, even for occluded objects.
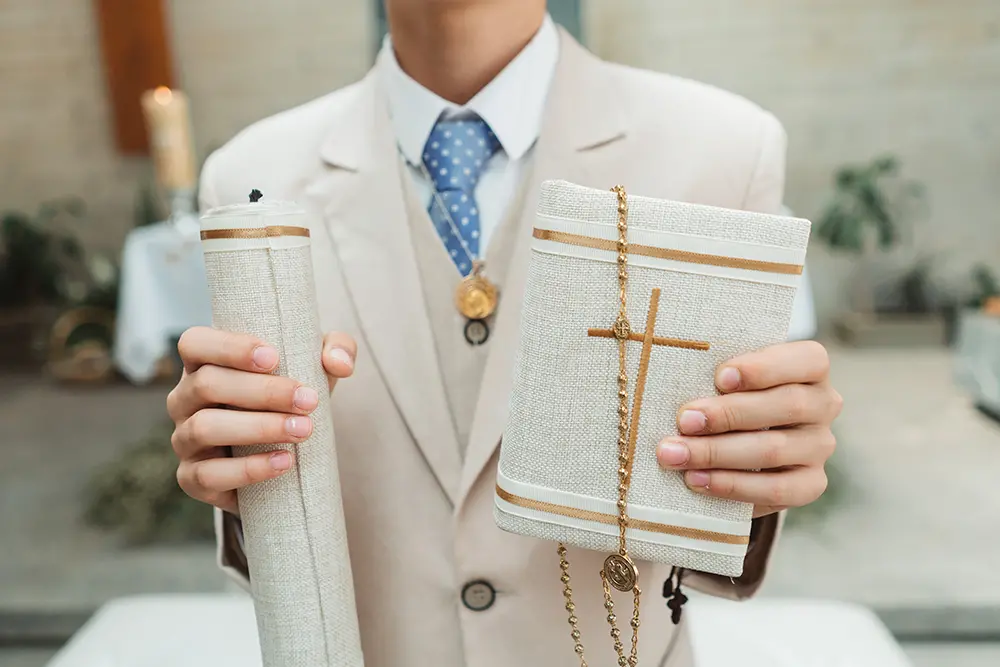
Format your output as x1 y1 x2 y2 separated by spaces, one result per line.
461 580 496 611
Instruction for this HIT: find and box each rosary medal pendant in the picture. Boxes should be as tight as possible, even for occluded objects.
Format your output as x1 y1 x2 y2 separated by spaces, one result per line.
455 269 499 321
604 553 639 592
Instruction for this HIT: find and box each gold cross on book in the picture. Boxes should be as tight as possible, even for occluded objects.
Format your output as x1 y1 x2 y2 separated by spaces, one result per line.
587 288 711 469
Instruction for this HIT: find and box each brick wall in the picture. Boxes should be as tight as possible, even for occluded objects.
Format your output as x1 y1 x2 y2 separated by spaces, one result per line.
0 1 143 251
586 0 1000 317
0 0 373 252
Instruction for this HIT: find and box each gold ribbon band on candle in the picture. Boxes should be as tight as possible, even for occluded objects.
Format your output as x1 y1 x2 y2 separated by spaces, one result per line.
496 485 750 545
200 226 311 241
533 228 803 275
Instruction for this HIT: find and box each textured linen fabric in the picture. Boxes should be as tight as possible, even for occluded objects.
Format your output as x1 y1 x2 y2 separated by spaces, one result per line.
201 203 363 667
497 180 811 577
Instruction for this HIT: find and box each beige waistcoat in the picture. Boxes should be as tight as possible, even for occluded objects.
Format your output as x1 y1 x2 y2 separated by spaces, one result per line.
401 161 528 455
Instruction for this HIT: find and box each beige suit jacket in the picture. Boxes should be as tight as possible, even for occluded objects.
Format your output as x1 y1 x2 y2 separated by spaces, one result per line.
201 29 788 667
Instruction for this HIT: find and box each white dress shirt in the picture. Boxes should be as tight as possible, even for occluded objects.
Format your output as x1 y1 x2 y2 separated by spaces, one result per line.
381 14 559 253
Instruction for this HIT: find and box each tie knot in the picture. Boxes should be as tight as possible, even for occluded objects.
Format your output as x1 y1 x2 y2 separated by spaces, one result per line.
422 117 501 193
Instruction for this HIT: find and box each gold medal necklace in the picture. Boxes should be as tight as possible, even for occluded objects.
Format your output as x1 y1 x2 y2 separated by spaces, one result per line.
419 163 500 337
559 185 642 667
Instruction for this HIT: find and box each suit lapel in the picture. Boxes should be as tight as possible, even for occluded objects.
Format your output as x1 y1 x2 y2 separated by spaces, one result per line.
458 30 629 506
310 65 463 505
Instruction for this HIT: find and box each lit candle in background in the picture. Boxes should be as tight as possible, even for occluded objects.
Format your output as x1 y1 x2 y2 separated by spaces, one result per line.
141 86 197 193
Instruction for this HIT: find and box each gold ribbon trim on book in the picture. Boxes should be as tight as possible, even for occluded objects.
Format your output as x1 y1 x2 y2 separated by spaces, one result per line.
533 228 803 275
200 226 311 240
496 485 750 545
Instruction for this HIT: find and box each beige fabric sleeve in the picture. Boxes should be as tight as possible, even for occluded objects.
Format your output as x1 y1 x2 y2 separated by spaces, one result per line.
682 511 784 600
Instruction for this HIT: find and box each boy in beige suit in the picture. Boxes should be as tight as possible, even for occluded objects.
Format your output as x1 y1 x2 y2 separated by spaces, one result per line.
167 0 842 664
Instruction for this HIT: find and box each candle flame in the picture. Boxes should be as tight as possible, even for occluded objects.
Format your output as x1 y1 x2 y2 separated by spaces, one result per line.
153 86 174 105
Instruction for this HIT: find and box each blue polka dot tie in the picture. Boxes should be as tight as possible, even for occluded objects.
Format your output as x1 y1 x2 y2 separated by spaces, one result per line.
422 116 502 276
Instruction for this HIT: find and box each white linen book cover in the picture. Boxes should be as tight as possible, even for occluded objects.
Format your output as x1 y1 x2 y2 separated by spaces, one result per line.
495 180 811 577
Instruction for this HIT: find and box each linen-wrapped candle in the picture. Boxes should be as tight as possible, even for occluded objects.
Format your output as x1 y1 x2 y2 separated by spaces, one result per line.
200 197 364 667
142 86 198 192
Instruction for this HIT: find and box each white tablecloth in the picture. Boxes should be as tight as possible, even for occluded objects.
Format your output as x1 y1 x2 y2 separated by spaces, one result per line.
47 593 910 667
688 595 912 667
113 218 212 384
954 311 1000 414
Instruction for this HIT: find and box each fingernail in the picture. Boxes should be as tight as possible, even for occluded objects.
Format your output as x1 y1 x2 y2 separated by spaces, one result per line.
328 348 353 369
253 346 279 370
686 471 711 488
717 367 741 392
679 410 707 435
293 386 319 411
270 451 292 471
657 440 689 467
285 416 312 439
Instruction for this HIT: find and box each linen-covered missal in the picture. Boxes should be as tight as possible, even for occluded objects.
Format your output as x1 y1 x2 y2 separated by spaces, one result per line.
495 180 811 578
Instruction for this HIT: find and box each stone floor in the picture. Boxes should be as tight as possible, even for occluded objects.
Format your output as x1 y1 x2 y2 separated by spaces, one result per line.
905 644 1000 667
762 347 1000 608
0 649 57 667
1 345 999 665
0 374 222 611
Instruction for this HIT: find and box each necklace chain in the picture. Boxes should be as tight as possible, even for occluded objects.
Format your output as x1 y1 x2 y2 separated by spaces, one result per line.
559 185 641 667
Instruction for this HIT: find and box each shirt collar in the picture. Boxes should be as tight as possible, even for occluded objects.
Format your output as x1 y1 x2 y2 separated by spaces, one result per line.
381 14 559 167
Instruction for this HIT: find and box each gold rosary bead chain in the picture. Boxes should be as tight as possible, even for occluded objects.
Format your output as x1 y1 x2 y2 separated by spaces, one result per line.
613 185 633 561
601 572 642 667
558 544 589 667
558 185 642 667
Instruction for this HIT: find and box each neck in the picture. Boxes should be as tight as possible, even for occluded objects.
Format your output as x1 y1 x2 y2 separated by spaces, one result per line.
386 1 546 105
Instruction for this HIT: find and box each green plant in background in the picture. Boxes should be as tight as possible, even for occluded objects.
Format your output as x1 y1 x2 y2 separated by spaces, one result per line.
816 155 922 254
0 199 84 309
967 264 999 308
816 155 930 315
0 198 119 312
83 425 215 544
892 255 935 315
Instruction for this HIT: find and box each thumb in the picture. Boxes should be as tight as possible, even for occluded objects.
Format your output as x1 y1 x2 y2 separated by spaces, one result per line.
321 331 357 392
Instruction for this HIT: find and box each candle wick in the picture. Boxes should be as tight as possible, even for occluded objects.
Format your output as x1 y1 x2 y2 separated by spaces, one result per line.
249 189 264 203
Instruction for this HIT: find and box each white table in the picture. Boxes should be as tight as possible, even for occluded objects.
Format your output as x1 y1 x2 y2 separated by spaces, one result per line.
47 593 910 667
112 218 212 384
688 595 912 666
954 311 1000 416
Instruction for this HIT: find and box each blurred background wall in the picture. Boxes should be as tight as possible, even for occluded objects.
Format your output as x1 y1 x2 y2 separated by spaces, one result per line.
1 0 997 326
587 0 1000 324
0 0 374 253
